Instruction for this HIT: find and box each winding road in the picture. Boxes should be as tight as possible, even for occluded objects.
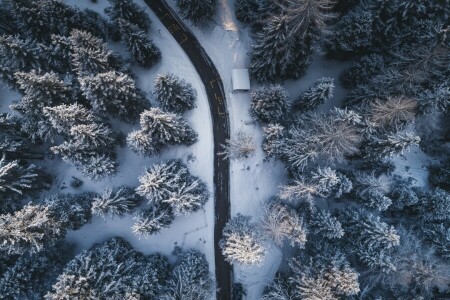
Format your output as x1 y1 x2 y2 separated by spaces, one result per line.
142 1 232 299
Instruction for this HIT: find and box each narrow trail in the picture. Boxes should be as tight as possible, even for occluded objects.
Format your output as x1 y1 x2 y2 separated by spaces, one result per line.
143 1 232 299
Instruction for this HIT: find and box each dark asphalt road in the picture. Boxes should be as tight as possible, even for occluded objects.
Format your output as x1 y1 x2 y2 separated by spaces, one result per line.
143 1 232 299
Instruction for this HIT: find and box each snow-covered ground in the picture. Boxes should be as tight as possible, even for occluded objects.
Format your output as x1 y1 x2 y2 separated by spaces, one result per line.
58 0 216 273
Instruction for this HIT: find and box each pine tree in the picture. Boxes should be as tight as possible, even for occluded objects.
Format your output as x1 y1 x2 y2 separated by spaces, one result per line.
45 238 169 299
293 77 334 112
153 73 197 113
421 188 450 222
164 249 214 300
118 18 161 68
0 155 39 197
80 154 117 180
428 162 450 192
423 223 450 260
0 204 63 254
367 132 421 158
92 186 142 218
261 202 307 247
310 209 344 239
43 103 97 134
127 108 197 154
234 0 260 23
69 123 115 148
250 84 288 123
45 193 94 231
220 214 265 265
340 54 385 89
136 160 208 216
105 0 151 32
262 123 284 158
353 173 392 211
79 71 147 122
0 35 43 72
132 204 174 237
312 167 353 198
176 0 217 25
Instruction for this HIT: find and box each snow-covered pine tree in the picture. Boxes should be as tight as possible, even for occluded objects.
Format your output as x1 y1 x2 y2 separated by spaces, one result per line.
353 172 392 211
69 123 115 149
45 237 169 299
69 29 119 76
0 204 63 254
340 54 385 89
293 77 334 112
367 132 421 158
136 160 208 216
420 188 450 222
261 202 307 247
127 108 197 154
234 0 260 23
0 35 43 72
153 73 197 113
105 0 151 32
220 129 256 160
0 6 17 35
176 0 217 25
132 204 174 237
250 84 288 123
80 154 117 180
0 113 33 160
45 193 94 230
118 18 161 68
220 214 265 266
43 103 96 134
309 209 344 239
164 249 214 300
79 71 147 122
312 167 353 198
422 223 450 260
0 155 39 197
262 123 284 158
92 186 142 218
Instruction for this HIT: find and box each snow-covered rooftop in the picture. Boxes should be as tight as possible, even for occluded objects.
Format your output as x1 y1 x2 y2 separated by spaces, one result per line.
232 68 250 91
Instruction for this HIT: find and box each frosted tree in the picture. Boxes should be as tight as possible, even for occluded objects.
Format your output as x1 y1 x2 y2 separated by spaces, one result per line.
79 71 146 122
136 160 208 215
43 103 96 134
293 77 334 112
340 54 385 88
353 173 392 211
220 214 266 266
118 19 161 68
220 129 256 160
69 123 115 148
0 35 43 72
420 188 450 222
132 204 174 237
69 29 119 75
262 123 284 158
176 0 217 25
127 108 197 154
423 223 450 260
164 249 214 300
261 202 307 247
250 84 288 123
153 73 197 113
92 186 142 218
366 132 421 158
45 193 94 231
105 0 151 32
80 154 117 180
309 209 344 240
370 96 417 131
45 238 169 299
0 155 38 197
0 204 63 254
234 0 260 23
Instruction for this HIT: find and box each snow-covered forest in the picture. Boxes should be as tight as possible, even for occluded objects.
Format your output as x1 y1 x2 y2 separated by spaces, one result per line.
0 0 449 299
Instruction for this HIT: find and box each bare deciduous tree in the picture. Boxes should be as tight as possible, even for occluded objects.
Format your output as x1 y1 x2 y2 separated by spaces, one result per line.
220 129 256 160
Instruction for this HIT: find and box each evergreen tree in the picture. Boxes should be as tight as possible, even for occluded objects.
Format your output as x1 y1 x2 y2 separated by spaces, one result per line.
366 132 421 158
43 103 97 134
420 188 450 222
80 154 117 180
153 73 197 113
164 249 214 300
126 129 158 156
132 204 174 237
250 84 288 123
176 0 217 25
105 0 151 32
0 204 63 254
136 160 209 216
45 238 169 299
45 193 94 231
309 209 344 240
234 0 260 23
0 35 43 72
423 223 450 260
92 186 142 218
353 173 392 211
118 18 161 68
428 162 450 192
0 243 73 300
262 123 284 158
79 71 147 122
340 54 385 89
0 7 17 35
127 108 197 155
293 77 334 112
220 214 265 265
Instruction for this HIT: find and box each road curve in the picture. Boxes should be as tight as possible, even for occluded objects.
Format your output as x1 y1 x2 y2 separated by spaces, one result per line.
142 1 232 299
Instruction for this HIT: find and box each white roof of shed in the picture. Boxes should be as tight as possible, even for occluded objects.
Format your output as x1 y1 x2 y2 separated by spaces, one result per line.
232 69 250 91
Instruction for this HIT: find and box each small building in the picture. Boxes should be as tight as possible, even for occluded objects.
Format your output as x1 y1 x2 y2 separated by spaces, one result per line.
232 69 250 92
